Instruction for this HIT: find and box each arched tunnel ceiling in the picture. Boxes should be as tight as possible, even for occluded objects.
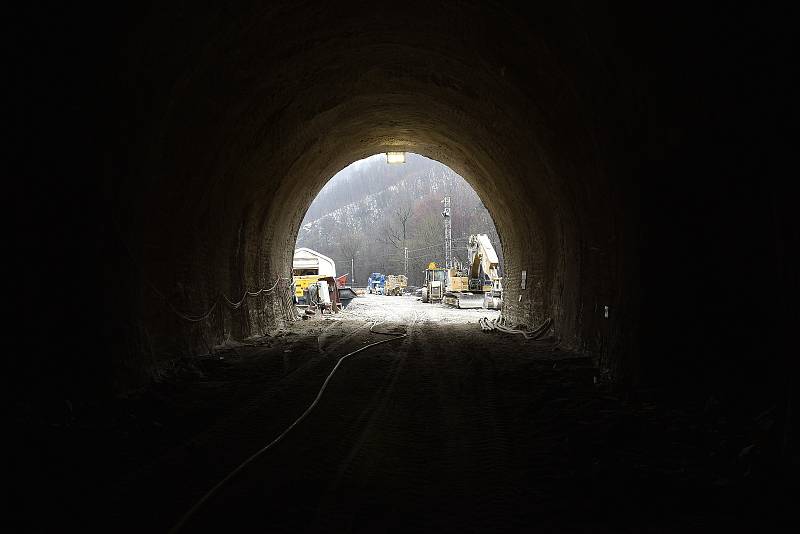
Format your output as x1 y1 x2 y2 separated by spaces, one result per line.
133 11 599 262
103 0 625 395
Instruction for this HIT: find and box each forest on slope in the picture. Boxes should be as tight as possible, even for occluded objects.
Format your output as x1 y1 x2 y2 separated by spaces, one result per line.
295 153 503 287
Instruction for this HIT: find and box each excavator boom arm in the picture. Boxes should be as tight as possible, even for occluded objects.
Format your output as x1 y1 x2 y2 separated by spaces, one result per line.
468 234 500 280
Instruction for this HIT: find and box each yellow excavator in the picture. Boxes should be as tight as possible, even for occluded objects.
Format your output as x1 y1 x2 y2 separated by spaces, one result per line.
442 234 503 309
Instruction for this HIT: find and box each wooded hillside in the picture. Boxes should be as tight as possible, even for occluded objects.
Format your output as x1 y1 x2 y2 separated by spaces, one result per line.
296 153 503 286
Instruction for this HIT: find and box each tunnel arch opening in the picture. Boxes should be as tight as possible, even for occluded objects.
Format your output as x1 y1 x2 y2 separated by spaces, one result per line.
248 117 593 340
291 152 506 297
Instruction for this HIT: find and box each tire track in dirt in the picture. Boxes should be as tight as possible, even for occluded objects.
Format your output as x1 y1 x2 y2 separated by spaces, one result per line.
112 319 381 532
305 317 519 533
306 316 418 532
422 325 519 532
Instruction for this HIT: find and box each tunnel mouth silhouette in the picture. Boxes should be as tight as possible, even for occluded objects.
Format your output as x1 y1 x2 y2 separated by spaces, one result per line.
79 2 652 398
117 118 622 396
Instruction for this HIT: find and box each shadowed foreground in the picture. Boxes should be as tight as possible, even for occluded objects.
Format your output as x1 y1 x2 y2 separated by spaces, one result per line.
17 300 794 532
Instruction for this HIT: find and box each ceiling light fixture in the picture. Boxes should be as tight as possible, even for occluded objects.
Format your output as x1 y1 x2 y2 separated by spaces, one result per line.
386 151 406 164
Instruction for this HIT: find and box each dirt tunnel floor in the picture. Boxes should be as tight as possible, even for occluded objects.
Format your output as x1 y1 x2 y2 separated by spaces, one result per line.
15 295 796 533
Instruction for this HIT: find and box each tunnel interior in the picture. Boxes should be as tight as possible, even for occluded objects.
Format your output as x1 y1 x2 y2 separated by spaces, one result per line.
96 2 640 395
10 2 795 531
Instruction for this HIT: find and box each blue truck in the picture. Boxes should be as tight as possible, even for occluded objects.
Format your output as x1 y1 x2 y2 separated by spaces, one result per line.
367 272 386 295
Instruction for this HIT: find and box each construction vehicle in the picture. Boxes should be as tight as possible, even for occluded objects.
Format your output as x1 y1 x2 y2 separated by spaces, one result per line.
470 233 503 310
384 274 408 296
420 262 447 303
442 265 477 308
367 272 385 294
442 234 503 309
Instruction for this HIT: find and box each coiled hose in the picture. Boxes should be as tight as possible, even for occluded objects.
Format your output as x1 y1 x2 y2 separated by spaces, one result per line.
479 315 552 340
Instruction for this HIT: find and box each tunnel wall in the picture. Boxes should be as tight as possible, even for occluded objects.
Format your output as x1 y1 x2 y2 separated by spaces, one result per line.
87 1 635 396
11 2 793 410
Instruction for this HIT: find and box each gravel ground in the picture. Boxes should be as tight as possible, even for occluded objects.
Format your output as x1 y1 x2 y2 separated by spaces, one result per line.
14 294 795 533
338 293 501 325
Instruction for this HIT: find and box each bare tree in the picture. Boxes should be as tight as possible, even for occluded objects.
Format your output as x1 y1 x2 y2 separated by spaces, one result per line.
378 221 402 250
377 202 413 253
395 204 413 245
337 226 363 283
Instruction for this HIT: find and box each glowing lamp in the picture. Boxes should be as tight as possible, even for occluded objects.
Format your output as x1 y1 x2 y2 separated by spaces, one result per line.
386 151 406 164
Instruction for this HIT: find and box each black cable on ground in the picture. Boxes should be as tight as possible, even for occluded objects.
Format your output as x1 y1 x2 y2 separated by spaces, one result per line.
168 324 409 533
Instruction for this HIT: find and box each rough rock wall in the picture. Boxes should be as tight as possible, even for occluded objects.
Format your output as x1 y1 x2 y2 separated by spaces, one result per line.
90 1 636 394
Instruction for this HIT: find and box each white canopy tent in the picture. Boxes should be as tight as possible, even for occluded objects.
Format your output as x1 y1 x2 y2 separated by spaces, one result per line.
292 248 336 277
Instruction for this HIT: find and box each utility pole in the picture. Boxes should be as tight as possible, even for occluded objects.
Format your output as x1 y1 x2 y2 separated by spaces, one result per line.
442 196 452 268
404 247 408 276
351 257 355 285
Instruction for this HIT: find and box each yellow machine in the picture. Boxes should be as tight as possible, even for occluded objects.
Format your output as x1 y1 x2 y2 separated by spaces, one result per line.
442 266 484 308
446 268 469 291
421 262 447 303
293 274 325 301
442 234 503 309
385 274 408 296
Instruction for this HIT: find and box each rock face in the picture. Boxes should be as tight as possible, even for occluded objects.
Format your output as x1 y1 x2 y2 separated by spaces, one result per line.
12 3 793 403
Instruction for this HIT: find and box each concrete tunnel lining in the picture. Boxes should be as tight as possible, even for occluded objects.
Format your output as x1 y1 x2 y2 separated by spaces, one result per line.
104 5 629 394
